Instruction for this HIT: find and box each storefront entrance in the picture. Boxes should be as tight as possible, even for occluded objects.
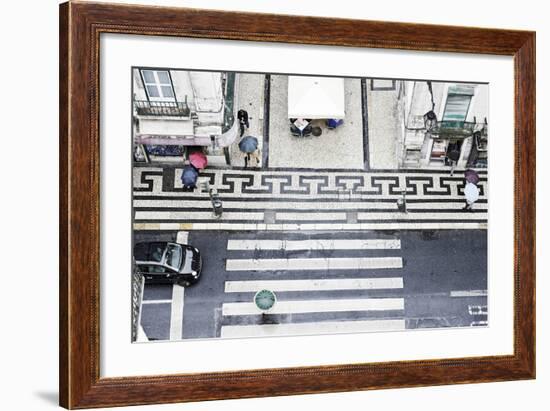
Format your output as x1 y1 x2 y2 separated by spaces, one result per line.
430 138 463 166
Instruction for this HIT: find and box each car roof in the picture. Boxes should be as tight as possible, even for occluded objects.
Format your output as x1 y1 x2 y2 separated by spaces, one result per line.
134 241 168 262
134 241 184 262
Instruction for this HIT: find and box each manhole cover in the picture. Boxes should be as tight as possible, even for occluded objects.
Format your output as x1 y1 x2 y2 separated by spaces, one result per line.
254 289 277 312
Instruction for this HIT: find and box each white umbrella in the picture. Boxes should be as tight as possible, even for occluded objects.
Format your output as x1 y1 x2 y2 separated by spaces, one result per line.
288 76 345 119
464 182 479 203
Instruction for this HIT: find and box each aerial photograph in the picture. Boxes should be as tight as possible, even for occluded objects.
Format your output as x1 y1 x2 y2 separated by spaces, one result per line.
130 68 488 342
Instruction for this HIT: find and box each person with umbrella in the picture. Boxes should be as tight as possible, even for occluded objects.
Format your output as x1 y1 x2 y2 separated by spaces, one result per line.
181 164 199 190
239 135 259 168
464 169 480 185
463 169 480 211
188 148 208 170
237 109 250 137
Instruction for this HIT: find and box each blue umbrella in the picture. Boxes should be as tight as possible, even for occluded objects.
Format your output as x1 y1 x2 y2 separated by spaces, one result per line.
238 136 258 153
181 165 199 188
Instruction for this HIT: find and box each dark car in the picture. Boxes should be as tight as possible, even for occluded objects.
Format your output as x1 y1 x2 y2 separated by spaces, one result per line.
134 241 202 286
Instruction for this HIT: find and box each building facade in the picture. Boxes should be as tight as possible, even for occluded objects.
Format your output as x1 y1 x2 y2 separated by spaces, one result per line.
132 68 239 165
396 80 488 170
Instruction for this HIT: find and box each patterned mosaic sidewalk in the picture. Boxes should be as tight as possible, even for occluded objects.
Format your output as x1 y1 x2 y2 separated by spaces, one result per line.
133 166 488 231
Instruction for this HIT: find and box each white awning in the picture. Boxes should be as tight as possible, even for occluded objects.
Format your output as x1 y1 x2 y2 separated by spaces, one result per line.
288 76 345 119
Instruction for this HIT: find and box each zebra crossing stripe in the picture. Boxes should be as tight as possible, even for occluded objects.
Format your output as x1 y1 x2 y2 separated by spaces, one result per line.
220 319 406 338
225 278 404 292
222 298 404 316
450 290 487 297
169 284 185 341
226 239 401 251
176 231 189 245
225 257 403 271
142 299 172 305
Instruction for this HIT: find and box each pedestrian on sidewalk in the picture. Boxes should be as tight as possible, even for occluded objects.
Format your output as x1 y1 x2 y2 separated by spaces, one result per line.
462 181 479 211
181 164 199 191
244 151 260 168
248 149 261 168
237 109 250 137
448 146 460 176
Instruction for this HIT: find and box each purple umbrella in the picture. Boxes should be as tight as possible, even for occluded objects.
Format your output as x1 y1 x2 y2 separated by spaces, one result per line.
464 169 480 185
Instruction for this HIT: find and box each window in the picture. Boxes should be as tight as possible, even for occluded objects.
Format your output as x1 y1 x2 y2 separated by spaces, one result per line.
141 70 176 102
164 244 183 270
442 86 474 122
136 264 166 274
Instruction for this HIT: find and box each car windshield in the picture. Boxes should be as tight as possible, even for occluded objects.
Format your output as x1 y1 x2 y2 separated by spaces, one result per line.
164 244 183 270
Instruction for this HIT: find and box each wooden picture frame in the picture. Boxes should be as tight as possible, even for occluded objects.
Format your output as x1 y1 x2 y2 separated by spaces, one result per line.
59 1 535 408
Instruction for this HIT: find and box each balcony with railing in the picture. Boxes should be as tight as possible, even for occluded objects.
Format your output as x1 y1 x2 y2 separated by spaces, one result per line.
428 120 478 139
135 100 191 117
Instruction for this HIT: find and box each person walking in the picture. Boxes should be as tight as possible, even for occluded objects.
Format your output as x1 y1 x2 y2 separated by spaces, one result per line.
181 164 199 190
463 181 479 211
250 149 260 167
237 109 250 137
448 145 460 176
244 150 261 168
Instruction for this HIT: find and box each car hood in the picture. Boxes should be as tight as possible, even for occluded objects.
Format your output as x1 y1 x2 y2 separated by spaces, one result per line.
181 249 194 273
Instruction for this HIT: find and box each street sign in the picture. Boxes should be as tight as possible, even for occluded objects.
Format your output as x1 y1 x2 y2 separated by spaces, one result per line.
254 289 277 312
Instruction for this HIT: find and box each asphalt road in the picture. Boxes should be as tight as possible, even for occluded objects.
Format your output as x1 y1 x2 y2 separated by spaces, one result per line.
135 228 487 341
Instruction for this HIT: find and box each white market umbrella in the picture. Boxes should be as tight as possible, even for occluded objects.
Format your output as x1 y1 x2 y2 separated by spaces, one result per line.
288 76 345 119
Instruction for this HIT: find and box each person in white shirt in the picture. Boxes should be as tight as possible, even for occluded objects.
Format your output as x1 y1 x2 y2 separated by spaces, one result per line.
463 182 479 211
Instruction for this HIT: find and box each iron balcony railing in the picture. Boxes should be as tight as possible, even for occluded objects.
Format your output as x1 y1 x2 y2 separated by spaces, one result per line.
428 120 478 139
135 100 191 117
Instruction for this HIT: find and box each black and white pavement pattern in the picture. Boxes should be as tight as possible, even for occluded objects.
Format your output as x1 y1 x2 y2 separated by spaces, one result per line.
133 166 488 232
134 166 487 341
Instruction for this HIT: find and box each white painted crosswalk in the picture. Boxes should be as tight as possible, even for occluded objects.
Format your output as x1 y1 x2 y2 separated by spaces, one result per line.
225 278 403 293
226 257 403 271
222 298 404 316
221 319 406 338
169 284 185 341
227 238 401 251
219 233 406 338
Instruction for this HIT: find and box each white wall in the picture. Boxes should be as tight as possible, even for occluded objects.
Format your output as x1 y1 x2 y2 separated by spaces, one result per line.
0 1 547 410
